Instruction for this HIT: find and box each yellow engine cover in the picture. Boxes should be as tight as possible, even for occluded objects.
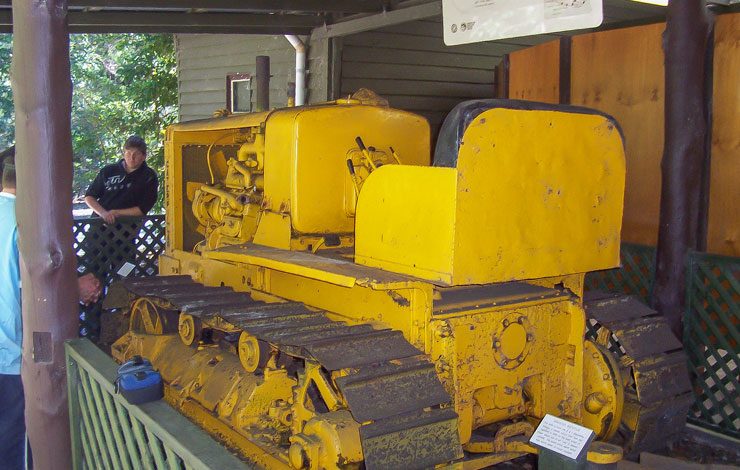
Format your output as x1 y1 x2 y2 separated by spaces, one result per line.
354 105 626 285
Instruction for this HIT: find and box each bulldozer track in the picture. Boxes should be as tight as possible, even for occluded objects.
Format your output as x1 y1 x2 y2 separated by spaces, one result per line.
584 291 694 456
118 275 462 470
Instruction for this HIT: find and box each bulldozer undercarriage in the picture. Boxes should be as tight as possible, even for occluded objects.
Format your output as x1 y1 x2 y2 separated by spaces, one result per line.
114 275 461 470
111 275 693 470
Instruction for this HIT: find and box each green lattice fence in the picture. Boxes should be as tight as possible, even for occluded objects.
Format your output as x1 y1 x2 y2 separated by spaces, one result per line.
73 216 165 338
584 242 657 303
585 244 740 439
685 252 740 439
65 339 252 470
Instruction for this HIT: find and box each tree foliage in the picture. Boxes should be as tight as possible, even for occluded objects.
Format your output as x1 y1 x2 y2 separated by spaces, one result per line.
0 33 177 212
0 35 13 150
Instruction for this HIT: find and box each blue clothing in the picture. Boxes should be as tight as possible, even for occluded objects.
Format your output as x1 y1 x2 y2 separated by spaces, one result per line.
0 374 26 470
0 191 21 375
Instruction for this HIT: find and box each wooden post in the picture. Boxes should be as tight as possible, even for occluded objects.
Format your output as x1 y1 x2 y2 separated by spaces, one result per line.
559 37 572 105
495 54 510 99
652 0 713 340
10 0 77 468
256 55 270 112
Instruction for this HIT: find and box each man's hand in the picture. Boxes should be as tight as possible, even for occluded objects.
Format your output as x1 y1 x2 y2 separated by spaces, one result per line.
78 273 102 305
101 209 116 224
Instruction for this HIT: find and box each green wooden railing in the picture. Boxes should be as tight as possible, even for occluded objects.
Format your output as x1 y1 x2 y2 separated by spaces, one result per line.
65 338 252 470
586 244 740 439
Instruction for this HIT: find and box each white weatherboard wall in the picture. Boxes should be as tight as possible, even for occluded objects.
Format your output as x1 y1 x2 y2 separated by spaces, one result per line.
175 19 557 132
338 17 559 135
176 34 329 122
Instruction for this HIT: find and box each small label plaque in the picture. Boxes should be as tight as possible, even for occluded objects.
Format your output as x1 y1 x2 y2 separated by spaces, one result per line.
530 414 594 460
117 262 136 278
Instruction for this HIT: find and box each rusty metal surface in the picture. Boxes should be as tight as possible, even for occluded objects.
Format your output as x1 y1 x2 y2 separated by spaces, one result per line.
306 329 422 370
628 393 695 454
273 324 377 347
585 293 693 455
208 242 416 286
434 282 567 315
123 274 194 290
360 408 461 470
336 355 451 422
103 282 136 309
178 293 257 314
220 301 315 319
607 316 684 360
633 351 693 405
584 295 658 324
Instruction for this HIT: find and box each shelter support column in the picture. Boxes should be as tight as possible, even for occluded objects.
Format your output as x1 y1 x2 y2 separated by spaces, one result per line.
652 0 713 340
11 0 77 468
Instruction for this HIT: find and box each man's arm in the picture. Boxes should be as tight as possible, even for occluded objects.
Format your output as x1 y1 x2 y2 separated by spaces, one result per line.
84 195 116 224
109 206 144 217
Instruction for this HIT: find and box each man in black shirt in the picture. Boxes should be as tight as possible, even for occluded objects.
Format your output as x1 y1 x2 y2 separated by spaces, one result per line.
81 136 158 289
85 135 158 220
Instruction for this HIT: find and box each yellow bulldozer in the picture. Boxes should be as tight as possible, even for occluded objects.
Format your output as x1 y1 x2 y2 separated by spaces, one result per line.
110 90 692 470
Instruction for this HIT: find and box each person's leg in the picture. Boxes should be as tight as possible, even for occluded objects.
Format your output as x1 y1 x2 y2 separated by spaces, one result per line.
0 374 26 470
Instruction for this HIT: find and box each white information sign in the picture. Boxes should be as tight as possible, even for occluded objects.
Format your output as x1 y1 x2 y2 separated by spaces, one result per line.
529 414 595 460
442 0 603 46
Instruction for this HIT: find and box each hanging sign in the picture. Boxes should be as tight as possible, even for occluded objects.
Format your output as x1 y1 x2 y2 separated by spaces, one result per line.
442 0 603 46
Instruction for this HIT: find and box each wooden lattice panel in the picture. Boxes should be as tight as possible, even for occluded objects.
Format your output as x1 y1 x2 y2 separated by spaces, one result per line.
584 243 656 302
685 252 740 438
73 216 165 338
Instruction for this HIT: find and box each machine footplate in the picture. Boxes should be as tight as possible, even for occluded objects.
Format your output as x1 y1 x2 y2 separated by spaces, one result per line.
117 276 462 469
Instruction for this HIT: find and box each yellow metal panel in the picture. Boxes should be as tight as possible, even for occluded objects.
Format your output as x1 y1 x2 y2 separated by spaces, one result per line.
261 103 430 236
204 243 420 289
355 165 458 284
355 107 625 285
263 110 295 215
168 110 272 132
451 108 625 283
252 212 292 250
290 105 430 234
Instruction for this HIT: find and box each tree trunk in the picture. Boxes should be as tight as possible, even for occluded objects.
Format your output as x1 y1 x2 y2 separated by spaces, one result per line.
10 0 77 468
652 0 713 340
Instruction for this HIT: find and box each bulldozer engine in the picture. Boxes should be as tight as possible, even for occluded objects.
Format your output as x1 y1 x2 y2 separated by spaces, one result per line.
111 94 692 470
172 90 430 254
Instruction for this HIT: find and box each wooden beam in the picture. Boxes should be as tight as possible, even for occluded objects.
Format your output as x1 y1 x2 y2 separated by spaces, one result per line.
0 0 385 13
311 1 442 40
652 0 713 340
66 25 313 34
495 54 510 99
0 8 319 33
697 26 715 252
10 0 77 469
559 36 572 104
67 11 324 27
